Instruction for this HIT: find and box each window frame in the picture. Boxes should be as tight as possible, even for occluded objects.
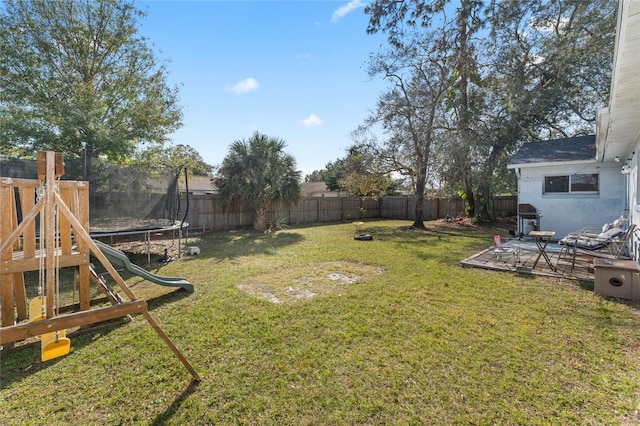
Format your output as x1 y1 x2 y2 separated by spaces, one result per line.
543 173 599 194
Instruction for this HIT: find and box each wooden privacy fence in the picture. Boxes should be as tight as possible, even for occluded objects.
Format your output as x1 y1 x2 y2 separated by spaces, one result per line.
177 194 518 232
180 195 380 232
379 195 518 220
380 197 467 220
492 195 519 218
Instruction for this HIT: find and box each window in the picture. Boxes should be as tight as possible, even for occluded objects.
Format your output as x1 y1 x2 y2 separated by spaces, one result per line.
570 173 599 192
544 175 569 193
544 173 598 194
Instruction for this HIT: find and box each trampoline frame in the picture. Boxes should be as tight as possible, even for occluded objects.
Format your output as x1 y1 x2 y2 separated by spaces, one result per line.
90 220 189 266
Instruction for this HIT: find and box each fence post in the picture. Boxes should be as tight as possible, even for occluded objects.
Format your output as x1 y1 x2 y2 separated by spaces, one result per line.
405 197 409 219
491 196 495 219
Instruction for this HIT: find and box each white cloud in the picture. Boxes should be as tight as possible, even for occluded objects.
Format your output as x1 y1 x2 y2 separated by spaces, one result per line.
301 114 323 127
331 0 365 23
530 16 569 33
227 77 259 94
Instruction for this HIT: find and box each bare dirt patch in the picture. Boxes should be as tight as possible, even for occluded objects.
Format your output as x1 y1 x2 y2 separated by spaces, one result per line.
96 234 200 263
401 217 517 235
237 260 384 304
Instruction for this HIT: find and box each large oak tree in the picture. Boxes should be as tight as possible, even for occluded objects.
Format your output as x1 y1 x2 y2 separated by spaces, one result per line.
364 26 455 228
0 0 182 174
364 0 616 222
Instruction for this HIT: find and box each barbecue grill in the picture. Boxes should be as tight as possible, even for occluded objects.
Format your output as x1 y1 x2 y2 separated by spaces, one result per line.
518 203 541 237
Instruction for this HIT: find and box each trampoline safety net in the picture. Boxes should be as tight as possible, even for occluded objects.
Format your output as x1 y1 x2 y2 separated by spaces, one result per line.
0 155 185 234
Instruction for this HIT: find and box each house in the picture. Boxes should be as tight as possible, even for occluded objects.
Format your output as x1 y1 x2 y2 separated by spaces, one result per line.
301 181 345 197
507 135 626 239
507 0 640 247
607 0 640 260
184 175 216 195
147 174 215 195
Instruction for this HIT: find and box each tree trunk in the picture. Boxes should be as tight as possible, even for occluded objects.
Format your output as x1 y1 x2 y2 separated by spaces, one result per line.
458 0 475 219
412 166 427 229
412 199 426 229
254 205 267 231
476 163 495 221
477 144 506 221
465 179 476 218
477 183 492 221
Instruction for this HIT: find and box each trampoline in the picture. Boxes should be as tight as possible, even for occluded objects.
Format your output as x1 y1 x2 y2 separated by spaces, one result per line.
2 155 193 265
90 219 189 266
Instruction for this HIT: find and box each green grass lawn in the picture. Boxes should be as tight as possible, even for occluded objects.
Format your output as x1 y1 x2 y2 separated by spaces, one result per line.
2 219 640 425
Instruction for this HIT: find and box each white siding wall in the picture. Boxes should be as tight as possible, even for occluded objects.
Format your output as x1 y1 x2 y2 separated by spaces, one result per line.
628 145 639 260
517 162 626 239
628 148 639 226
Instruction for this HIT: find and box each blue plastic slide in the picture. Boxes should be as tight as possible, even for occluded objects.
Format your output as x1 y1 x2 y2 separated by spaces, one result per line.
92 239 194 293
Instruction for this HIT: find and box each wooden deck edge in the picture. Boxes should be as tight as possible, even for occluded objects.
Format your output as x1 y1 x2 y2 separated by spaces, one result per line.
460 246 594 282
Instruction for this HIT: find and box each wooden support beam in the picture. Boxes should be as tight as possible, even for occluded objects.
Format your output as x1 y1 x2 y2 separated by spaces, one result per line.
59 187 73 255
1 185 15 327
13 272 27 321
89 267 121 305
0 301 147 344
54 152 64 177
0 195 45 258
1 274 14 327
37 151 46 181
18 186 36 257
78 264 91 310
45 151 56 319
1 252 89 274
142 310 201 382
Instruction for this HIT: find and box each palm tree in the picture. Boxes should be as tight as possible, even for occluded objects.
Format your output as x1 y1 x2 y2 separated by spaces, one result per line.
215 132 302 231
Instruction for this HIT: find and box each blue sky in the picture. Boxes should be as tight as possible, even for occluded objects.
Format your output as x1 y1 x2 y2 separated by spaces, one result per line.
137 0 388 176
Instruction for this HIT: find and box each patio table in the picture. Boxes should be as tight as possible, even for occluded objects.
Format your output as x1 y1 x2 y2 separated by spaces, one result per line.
529 230 556 272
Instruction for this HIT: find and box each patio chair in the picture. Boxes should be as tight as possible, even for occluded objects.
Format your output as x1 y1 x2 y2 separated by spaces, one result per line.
559 223 636 273
559 215 628 247
494 235 519 266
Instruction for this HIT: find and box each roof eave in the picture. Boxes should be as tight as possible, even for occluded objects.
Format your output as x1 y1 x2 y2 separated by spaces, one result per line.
507 159 597 170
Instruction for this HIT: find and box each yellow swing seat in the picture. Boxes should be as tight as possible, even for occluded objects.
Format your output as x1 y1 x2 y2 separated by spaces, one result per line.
29 296 46 322
41 330 71 362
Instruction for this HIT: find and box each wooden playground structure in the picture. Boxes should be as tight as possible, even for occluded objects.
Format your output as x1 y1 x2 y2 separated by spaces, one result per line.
0 151 199 381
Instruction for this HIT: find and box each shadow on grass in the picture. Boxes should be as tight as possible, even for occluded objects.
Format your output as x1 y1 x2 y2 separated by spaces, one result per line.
577 279 595 291
0 288 191 390
144 286 193 311
85 230 305 276
124 220 489 268
171 230 305 263
150 379 200 425
364 223 494 262
0 318 126 390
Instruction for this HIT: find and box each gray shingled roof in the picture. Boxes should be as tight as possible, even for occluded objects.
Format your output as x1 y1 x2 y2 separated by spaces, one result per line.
508 135 596 166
